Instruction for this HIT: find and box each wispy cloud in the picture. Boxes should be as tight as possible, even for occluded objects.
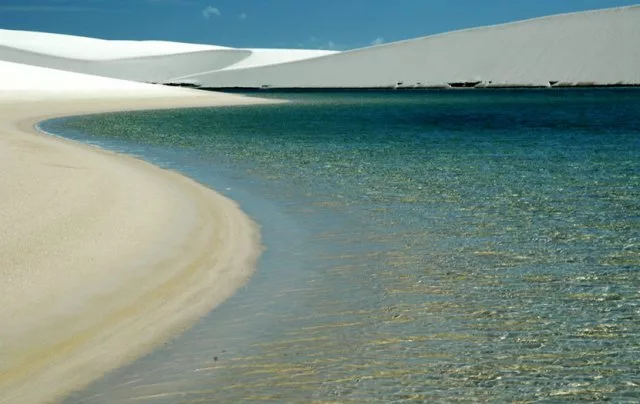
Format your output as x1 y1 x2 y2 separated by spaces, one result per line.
238 12 247 20
202 6 220 19
296 37 346 51
370 37 385 46
323 41 337 50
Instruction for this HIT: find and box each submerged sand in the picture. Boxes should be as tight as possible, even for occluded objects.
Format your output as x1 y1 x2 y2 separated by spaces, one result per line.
0 92 276 403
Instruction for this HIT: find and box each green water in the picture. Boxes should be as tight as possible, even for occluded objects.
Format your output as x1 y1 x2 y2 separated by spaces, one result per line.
43 89 640 402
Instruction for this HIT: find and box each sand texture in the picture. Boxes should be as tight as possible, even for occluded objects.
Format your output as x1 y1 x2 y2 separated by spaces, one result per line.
0 91 276 403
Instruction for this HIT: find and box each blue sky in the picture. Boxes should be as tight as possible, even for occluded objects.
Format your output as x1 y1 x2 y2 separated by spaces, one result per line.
1 0 638 49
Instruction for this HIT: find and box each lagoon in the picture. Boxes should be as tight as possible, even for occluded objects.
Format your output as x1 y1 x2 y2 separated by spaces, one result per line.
43 89 640 402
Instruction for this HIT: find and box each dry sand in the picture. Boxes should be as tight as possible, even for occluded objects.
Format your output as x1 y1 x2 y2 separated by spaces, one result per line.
0 91 277 403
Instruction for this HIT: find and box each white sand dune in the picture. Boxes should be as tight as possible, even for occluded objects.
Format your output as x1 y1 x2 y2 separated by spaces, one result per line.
0 29 229 60
0 29 338 85
219 48 337 71
186 5 640 88
0 61 276 403
0 46 253 84
1 6 637 89
166 48 337 84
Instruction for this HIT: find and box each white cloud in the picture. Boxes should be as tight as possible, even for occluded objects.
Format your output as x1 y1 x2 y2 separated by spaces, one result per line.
202 6 220 19
315 40 346 50
370 37 385 46
238 12 247 19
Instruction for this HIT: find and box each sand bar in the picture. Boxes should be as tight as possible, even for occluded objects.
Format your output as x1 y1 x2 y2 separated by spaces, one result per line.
0 63 277 403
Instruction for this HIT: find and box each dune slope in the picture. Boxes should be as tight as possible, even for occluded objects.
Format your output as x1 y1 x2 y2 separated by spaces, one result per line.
190 6 640 88
0 29 338 85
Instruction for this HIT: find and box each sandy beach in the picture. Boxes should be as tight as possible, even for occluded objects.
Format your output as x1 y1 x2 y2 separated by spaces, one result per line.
0 84 276 403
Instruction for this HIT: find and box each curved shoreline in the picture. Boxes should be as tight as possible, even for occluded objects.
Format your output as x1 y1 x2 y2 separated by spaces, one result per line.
0 93 276 403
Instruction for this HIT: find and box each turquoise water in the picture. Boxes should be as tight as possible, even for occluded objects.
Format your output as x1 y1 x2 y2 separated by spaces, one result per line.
43 90 640 402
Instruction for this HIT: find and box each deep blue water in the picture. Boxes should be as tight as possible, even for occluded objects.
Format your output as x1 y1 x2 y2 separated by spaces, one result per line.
42 89 640 402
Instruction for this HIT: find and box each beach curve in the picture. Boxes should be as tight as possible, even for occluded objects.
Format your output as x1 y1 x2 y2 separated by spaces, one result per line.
0 92 277 403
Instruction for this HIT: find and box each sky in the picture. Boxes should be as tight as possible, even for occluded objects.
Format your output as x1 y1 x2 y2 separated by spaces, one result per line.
0 0 638 49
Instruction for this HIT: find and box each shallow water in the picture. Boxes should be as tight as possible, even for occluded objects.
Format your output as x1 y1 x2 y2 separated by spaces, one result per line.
42 89 640 402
